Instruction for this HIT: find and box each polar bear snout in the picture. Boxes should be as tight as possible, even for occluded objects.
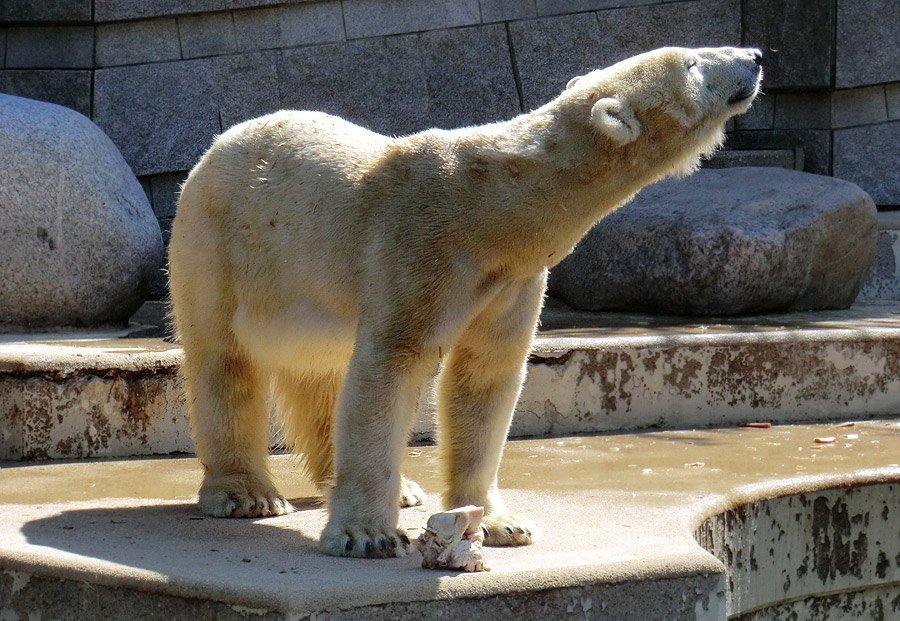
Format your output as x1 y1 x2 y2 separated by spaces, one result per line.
694 47 762 111
727 51 763 106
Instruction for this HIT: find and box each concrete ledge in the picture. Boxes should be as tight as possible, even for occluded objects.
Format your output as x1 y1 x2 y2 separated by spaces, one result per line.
697 482 900 618
1 421 898 619
3 303 900 459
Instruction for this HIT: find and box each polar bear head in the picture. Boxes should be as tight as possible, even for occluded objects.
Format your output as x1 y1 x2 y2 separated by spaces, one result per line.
556 46 762 175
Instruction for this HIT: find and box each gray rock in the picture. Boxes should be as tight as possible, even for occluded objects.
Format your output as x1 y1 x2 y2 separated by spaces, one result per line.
833 121 900 206
742 0 833 89
0 94 163 330
548 168 878 316
836 0 900 88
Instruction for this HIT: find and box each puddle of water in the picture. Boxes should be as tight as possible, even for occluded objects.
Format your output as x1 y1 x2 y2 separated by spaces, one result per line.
2 421 897 505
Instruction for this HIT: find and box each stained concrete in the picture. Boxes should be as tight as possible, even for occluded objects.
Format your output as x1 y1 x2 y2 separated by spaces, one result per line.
1 421 898 619
3 303 900 459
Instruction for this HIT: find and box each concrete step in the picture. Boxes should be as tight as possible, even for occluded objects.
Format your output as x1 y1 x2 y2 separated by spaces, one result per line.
1 421 898 620
3 302 900 460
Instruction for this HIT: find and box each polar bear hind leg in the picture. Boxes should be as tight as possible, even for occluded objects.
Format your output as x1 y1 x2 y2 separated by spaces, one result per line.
171 181 293 519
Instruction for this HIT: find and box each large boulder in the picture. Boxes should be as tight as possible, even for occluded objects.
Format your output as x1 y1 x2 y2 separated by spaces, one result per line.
0 94 163 330
548 168 878 315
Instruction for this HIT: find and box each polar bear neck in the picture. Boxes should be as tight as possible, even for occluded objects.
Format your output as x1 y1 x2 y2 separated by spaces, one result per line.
390 106 723 274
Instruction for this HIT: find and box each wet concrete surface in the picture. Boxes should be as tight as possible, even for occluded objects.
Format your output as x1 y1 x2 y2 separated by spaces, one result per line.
1 421 898 619
3 421 899 504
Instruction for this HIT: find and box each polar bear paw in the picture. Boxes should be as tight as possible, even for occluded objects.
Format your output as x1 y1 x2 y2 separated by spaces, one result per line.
481 514 537 547
319 522 412 558
399 475 426 508
198 473 295 518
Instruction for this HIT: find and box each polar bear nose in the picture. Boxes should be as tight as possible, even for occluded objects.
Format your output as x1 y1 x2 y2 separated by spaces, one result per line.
750 50 763 66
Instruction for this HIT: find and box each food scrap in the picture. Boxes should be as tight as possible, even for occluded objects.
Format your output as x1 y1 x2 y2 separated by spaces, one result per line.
814 436 836 444
417 505 490 572
740 422 772 428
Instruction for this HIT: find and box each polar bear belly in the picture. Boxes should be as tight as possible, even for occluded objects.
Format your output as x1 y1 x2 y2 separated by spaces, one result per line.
232 300 357 375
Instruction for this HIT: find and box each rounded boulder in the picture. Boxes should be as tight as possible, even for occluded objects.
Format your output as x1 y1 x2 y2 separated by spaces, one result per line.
0 94 163 330
548 167 878 315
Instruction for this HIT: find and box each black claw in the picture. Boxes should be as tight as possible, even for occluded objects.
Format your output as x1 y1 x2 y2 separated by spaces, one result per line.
379 538 390 551
399 534 411 546
514 527 524 535
364 540 375 556
345 537 354 553
504 526 513 535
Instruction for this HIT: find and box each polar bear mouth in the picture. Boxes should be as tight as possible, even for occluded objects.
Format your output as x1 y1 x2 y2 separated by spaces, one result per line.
727 88 756 105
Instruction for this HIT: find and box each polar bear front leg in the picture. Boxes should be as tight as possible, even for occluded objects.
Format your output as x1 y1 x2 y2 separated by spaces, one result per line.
319 329 432 558
438 271 547 547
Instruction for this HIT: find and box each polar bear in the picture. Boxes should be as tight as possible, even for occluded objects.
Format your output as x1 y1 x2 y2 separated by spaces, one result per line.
169 46 762 558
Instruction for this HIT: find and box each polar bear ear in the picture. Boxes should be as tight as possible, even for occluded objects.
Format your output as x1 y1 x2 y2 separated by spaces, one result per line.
590 97 641 145
566 75 583 90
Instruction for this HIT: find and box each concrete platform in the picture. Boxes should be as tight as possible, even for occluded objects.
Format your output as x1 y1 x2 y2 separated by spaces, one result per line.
2 302 900 459
1 421 899 619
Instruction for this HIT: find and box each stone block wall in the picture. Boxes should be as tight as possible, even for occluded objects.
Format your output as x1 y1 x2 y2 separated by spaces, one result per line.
2 0 899 296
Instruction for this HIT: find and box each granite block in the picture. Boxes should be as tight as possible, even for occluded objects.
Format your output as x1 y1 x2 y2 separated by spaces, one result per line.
832 86 888 128
834 121 900 205
279 36 430 136
593 0 740 68
342 0 480 39
6 26 93 69
418 25 520 128
94 0 286 22
537 0 659 16
234 2 344 52
178 11 237 59
888 84 900 121
742 0 833 89
773 92 831 129
836 0 900 88
149 171 189 219
727 129 831 176
94 52 280 176
96 18 181 67
702 148 800 171
0 0 92 22
733 92 774 130
479 0 537 23
0 70 91 116
508 13 604 110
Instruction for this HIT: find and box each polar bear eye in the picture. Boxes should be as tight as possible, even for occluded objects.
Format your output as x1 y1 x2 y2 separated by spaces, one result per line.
687 60 702 80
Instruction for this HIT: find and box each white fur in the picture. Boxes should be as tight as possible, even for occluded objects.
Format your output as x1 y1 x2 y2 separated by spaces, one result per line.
168 46 762 557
